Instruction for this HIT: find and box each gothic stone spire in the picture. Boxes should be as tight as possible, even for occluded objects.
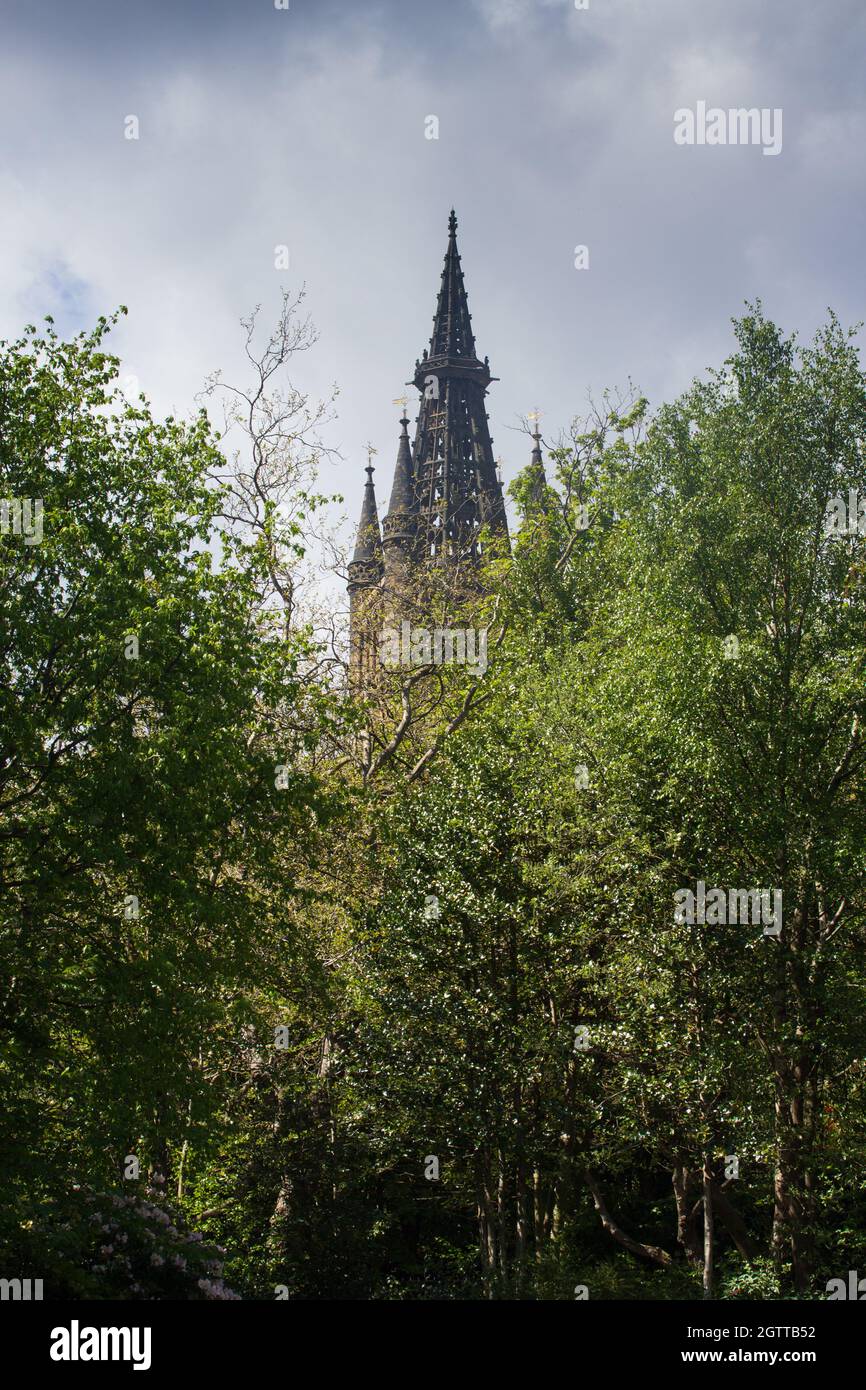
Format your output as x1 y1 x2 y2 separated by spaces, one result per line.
348 461 383 690
527 417 551 511
348 461 383 586
383 414 417 547
408 209 508 560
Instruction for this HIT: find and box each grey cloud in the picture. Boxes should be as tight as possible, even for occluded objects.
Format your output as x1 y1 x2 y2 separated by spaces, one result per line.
0 0 863 571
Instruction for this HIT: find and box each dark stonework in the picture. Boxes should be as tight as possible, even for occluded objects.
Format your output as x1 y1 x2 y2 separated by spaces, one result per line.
348 210 511 688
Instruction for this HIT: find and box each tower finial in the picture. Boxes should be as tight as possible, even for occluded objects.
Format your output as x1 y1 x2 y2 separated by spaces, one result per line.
528 409 543 457
448 208 458 236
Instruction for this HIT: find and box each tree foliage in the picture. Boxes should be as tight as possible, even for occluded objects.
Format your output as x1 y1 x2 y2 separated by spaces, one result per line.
3 304 866 1301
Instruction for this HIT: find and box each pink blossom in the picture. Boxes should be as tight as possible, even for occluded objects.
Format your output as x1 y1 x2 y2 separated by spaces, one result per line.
196 1277 240 1301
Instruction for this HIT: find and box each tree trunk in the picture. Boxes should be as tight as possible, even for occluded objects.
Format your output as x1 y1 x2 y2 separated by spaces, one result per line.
672 1166 703 1265
702 1161 714 1299
711 1181 760 1262
476 1152 497 1298
770 907 817 1291
586 1171 674 1267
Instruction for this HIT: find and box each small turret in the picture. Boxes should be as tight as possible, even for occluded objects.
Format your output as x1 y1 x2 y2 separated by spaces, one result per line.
347 462 383 591
383 415 417 549
347 461 383 690
525 418 552 514
381 413 419 618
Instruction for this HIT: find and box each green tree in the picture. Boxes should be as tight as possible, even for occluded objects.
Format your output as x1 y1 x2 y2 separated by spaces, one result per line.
0 313 334 1281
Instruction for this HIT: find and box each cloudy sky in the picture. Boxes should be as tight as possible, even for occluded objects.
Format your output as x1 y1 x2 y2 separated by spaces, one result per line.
2 0 864 557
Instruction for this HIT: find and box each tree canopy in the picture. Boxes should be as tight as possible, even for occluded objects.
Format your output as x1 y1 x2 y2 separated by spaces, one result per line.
3 303 865 1301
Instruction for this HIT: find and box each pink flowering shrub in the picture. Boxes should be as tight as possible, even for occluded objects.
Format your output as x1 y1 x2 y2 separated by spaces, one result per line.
24 1185 241 1300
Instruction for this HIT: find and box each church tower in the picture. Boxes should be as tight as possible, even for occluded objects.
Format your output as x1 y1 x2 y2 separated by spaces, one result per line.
349 210 510 689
